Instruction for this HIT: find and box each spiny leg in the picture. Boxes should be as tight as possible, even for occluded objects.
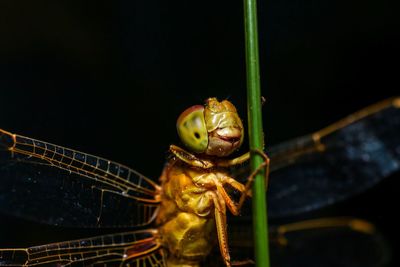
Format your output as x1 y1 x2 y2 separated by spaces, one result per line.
238 149 270 209
212 185 257 266
212 186 255 266
210 191 231 267
215 181 241 216
211 149 270 215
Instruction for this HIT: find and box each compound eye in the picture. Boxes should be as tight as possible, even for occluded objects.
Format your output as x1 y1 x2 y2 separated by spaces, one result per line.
176 105 208 153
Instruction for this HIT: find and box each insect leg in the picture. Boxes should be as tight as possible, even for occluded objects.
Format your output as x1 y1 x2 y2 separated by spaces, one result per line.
214 152 250 167
237 149 270 209
210 191 231 267
215 181 242 216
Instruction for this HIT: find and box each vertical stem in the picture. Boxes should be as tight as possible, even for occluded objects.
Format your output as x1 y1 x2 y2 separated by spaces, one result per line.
243 0 270 266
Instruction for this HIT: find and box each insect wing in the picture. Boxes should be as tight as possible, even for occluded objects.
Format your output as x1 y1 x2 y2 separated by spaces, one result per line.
227 218 390 267
0 130 160 227
265 98 400 217
0 230 166 266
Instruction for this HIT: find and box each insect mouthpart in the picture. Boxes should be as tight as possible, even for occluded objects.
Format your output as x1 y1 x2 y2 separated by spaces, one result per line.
218 135 241 144
215 127 242 143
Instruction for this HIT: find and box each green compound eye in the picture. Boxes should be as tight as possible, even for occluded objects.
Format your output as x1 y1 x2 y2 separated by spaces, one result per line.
176 105 208 153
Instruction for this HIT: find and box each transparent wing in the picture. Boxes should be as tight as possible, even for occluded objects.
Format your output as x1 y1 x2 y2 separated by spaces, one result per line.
231 98 400 217
0 230 166 266
265 97 400 217
227 217 390 267
0 129 160 227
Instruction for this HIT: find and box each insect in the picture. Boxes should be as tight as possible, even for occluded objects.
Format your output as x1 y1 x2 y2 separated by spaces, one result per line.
0 97 399 266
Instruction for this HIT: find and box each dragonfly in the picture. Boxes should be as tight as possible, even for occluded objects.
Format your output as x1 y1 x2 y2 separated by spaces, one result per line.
0 97 399 267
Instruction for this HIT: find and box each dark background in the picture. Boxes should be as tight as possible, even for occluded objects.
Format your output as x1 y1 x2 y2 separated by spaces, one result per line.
0 0 399 266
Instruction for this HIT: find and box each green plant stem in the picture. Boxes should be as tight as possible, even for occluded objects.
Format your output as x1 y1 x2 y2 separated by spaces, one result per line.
243 0 270 266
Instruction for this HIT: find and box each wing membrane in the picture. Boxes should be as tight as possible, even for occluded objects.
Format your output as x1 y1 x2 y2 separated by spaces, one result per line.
0 130 160 227
0 230 166 266
233 98 400 217
266 97 400 217
227 217 390 267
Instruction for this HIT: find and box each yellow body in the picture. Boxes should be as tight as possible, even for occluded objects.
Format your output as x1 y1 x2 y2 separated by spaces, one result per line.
156 158 229 266
155 98 252 267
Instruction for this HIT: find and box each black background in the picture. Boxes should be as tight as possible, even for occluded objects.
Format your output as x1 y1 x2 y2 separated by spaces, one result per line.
0 0 399 266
